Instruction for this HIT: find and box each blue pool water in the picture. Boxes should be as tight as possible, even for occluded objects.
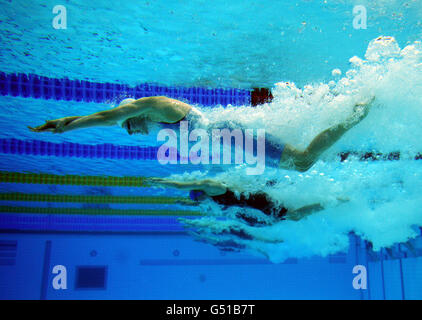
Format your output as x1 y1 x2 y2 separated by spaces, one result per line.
1 0 422 299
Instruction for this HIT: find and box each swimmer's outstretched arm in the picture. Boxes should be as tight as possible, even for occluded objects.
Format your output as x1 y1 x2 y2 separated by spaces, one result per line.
28 116 83 133
28 97 156 133
149 178 227 196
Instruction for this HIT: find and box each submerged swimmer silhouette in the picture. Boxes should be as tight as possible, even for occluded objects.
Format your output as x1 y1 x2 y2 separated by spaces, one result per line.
28 95 375 172
149 177 348 225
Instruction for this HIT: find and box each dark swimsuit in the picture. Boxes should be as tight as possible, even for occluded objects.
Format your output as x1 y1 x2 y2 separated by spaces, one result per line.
189 189 288 224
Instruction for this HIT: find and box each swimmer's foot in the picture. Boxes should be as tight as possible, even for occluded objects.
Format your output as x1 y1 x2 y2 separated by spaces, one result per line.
345 96 376 129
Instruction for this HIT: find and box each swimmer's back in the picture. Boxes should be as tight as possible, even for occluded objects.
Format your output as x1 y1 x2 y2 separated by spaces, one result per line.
135 96 192 123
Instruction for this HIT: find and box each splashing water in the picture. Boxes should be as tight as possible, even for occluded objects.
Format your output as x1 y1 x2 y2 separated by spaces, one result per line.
174 36 422 263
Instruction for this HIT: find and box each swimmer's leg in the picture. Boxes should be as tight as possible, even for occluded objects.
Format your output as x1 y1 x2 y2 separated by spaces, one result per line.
279 96 375 172
286 203 324 221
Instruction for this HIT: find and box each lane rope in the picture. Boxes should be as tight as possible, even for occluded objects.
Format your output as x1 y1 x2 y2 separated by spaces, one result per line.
0 206 202 216
0 171 149 187
1 139 420 162
0 72 251 106
0 192 196 205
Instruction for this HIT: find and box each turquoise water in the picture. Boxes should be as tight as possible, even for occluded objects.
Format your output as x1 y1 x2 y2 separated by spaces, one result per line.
1 0 421 87
0 0 422 299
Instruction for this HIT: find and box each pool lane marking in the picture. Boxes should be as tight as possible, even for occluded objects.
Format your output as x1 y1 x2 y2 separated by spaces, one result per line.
0 72 251 106
0 206 202 216
0 192 196 206
1 139 418 162
0 171 150 187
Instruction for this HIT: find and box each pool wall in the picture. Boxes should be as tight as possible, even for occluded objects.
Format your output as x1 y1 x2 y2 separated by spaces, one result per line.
1 231 422 300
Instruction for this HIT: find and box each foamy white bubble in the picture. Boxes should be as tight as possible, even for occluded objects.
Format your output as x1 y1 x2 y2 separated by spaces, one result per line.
179 36 422 262
332 69 342 76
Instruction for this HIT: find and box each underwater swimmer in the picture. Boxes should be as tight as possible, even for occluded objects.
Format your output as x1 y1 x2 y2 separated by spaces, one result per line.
28 96 195 135
149 177 330 225
28 95 375 172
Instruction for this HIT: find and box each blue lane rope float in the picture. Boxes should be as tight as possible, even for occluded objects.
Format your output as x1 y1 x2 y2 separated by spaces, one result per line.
0 213 188 232
0 139 419 162
0 72 251 106
0 206 202 216
0 138 160 160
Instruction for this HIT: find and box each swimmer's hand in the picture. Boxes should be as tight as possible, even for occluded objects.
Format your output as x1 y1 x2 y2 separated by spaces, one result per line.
336 196 350 203
28 116 81 134
147 177 168 187
28 119 66 133
147 177 183 189
148 177 165 183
